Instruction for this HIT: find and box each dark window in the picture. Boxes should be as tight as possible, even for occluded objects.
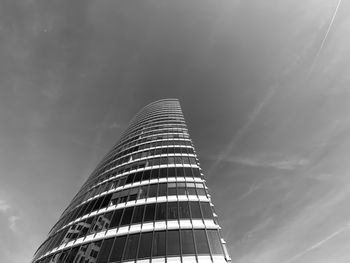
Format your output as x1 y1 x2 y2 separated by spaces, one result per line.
152 231 166 257
167 230 180 256
150 169 159 179
109 236 126 263
142 170 151 181
65 246 79 263
138 232 153 259
123 234 140 260
201 202 213 219
133 172 143 183
144 203 156 222
121 207 134 226
155 203 167 221
177 183 187 195
176 168 185 177
192 168 201 178
194 230 210 254
132 205 145 224
148 184 158 198
167 168 176 178
96 238 114 263
158 183 167 196
110 209 123 228
179 202 191 219
138 185 149 199
100 193 112 209
167 202 178 220
190 202 202 218
181 229 196 255
183 168 192 178
126 173 135 184
168 183 177 195
207 230 223 255
158 168 167 178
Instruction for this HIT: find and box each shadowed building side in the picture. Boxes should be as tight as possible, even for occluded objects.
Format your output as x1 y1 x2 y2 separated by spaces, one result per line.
32 99 231 263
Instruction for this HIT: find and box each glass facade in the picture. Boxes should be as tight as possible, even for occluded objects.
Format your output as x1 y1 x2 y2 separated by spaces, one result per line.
32 99 231 263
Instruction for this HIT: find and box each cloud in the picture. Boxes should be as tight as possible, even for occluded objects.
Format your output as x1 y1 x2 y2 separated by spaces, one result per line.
8 216 20 232
282 222 350 263
0 200 11 212
208 86 276 173
224 155 310 170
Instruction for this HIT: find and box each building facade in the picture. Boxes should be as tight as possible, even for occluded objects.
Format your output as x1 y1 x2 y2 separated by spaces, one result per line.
32 99 231 263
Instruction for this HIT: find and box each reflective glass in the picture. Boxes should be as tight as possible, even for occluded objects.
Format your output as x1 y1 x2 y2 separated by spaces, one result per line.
181 229 195 255
144 203 156 222
194 230 210 254
167 202 178 220
152 231 166 257
167 230 180 256
155 203 167 221
207 230 223 255
123 234 140 260
96 238 114 263
109 236 126 263
137 232 153 259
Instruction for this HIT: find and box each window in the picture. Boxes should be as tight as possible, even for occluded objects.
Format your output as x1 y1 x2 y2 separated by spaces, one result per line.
138 185 149 200
155 203 167 221
167 230 180 256
189 202 202 218
152 231 166 257
96 238 114 263
121 207 134 226
132 205 145 224
123 234 140 260
200 203 213 219
179 202 191 219
110 209 123 228
144 203 156 222
138 232 153 259
158 167 167 178
109 236 126 263
181 229 195 255
207 230 223 255
148 184 158 198
167 202 178 220
194 230 210 254
158 183 167 196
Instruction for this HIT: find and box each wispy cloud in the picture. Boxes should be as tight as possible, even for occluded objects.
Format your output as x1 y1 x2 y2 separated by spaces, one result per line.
9 216 20 232
283 222 350 263
0 200 11 212
208 87 276 174
228 155 310 170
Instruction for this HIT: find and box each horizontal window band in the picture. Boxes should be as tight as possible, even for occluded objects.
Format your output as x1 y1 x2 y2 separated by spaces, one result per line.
36 219 220 261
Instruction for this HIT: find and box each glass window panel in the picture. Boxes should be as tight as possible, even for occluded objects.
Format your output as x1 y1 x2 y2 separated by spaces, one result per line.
179 202 191 219
207 230 223 255
123 234 140 260
167 168 176 178
196 188 207 196
152 231 166 257
121 207 134 226
167 202 178 220
137 232 153 259
189 202 202 218
110 209 123 228
148 184 158 198
65 246 80 263
142 170 151 181
155 203 167 221
192 169 201 178
167 230 180 256
109 236 127 263
176 168 184 177
181 229 196 255
158 168 167 178
200 203 213 219
194 230 210 254
158 183 167 196
96 238 114 263
183 168 192 177
150 168 159 179
134 172 143 183
132 205 145 224
144 203 156 222
138 185 149 199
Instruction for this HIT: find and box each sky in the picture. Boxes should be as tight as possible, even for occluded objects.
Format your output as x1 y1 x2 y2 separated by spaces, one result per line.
1 0 350 262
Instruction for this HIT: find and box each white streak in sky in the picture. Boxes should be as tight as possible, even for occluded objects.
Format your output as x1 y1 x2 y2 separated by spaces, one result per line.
309 0 343 75
208 87 275 174
283 223 350 263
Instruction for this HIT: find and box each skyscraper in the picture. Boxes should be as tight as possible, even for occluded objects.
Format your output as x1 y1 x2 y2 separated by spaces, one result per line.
32 99 231 263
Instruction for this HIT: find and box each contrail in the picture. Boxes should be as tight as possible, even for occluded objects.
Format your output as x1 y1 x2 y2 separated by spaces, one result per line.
207 86 275 174
309 0 343 75
283 223 350 263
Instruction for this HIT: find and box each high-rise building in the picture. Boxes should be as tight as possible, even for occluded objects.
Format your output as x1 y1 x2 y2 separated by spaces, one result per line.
32 99 231 263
